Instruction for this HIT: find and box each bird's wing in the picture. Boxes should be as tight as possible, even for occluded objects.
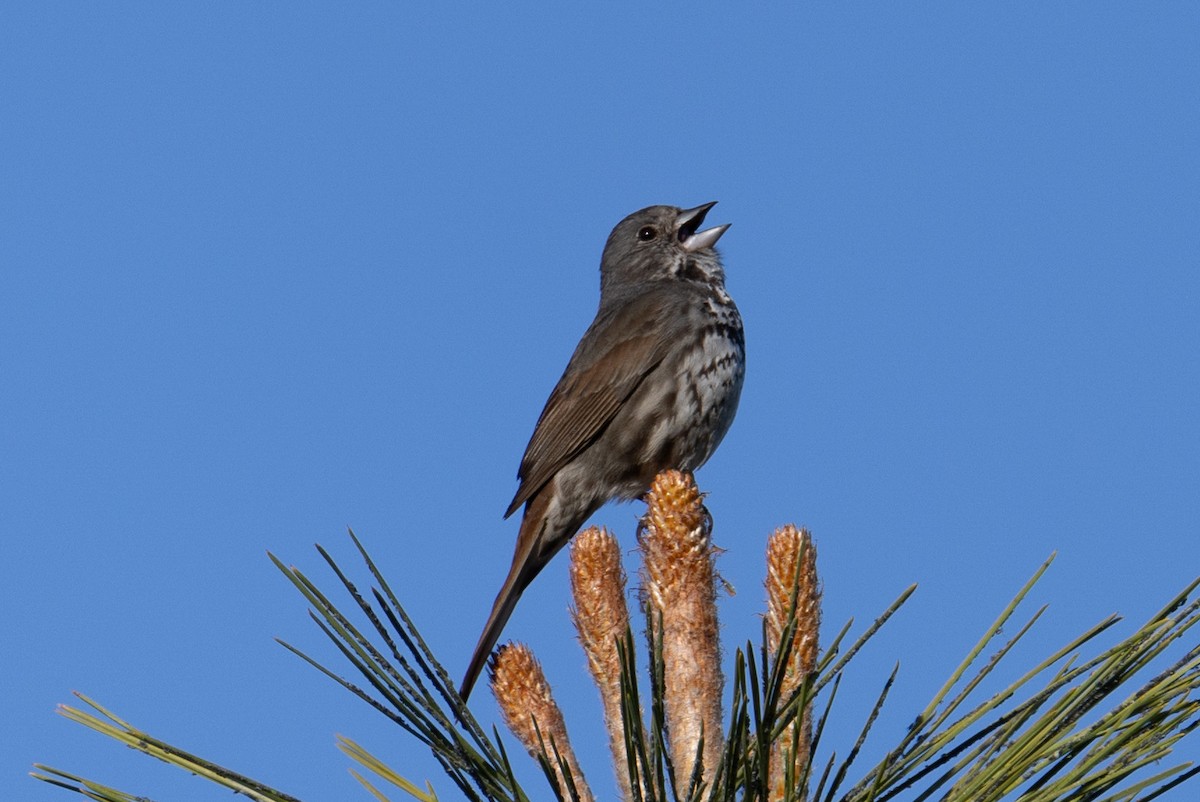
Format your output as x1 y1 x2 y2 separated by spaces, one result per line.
504 290 683 518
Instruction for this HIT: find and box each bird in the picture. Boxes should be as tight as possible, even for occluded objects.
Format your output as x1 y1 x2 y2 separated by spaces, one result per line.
460 201 745 700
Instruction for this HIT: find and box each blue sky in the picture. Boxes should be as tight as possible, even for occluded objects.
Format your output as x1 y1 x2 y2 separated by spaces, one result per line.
4 4 1199 801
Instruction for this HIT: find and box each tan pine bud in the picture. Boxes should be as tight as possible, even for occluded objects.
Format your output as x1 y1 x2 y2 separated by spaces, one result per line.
638 470 724 790
570 526 640 801
765 525 821 802
490 643 594 802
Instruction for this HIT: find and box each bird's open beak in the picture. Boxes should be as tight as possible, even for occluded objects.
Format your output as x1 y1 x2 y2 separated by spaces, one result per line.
678 201 730 252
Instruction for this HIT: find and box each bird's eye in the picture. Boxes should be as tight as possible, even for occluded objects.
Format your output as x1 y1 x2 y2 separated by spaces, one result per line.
637 226 657 241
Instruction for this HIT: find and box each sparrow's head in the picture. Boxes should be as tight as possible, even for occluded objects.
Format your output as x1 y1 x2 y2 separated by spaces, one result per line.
599 202 730 295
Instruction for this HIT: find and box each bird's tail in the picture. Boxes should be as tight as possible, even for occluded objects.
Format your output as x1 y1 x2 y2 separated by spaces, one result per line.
459 493 554 701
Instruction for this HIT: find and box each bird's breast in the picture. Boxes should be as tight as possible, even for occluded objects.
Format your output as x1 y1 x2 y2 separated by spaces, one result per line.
636 298 745 474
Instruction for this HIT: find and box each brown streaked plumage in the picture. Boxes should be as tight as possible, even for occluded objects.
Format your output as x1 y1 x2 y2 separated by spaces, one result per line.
460 202 745 700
